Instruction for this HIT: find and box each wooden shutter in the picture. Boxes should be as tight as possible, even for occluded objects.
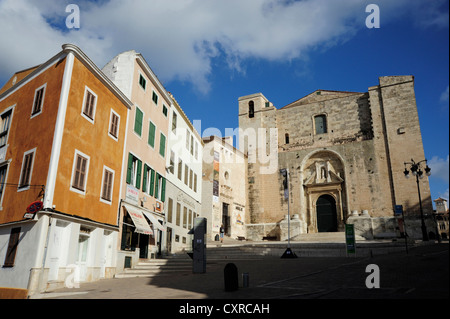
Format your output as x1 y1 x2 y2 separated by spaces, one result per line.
154 173 160 199
135 159 142 189
110 112 119 138
148 122 156 147
159 133 166 157
73 155 87 191
142 164 149 193
126 153 133 184
102 169 113 201
4 227 20 267
33 87 44 115
149 169 155 196
161 177 166 202
134 107 143 136
84 91 96 119
19 152 33 188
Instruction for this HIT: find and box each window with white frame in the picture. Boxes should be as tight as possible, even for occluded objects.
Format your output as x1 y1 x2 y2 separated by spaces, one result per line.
0 109 12 149
82 87 97 123
194 142 198 160
169 151 175 174
100 166 114 203
139 74 147 90
31 83 46 117
18 148 36 190
108 110 120 140
142 164 155 196
71 150 90 194
126 153 142 189
152 91 158 105
0 163 9 205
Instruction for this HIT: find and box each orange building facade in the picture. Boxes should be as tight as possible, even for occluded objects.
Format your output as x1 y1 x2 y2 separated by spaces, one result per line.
0 44 132 296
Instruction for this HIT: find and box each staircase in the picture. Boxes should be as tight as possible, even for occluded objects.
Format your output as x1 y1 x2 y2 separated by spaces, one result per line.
114 257 192 278
292 231 366 242
114 233 371 277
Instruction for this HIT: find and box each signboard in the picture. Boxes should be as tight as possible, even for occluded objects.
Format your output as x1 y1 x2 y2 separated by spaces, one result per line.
213 180 219 197
280 169 288 199
394 205 403 216
126 184 139 204
23 201 43 219
213 150 220 197
345 224 356 255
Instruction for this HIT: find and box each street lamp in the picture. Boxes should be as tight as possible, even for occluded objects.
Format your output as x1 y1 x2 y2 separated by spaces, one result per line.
403 159 431 241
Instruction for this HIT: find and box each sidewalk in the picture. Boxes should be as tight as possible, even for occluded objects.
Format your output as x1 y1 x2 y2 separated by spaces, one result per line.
30 241 448 300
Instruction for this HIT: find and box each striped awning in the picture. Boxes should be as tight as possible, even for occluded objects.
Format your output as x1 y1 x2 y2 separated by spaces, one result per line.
123 204 153 236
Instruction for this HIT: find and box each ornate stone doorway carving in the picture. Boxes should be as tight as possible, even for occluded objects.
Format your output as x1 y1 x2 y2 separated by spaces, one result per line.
300 150 348 233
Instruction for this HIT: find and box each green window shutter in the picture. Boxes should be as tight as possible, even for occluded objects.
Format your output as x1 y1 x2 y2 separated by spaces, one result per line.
126 153 133 184
134 107 143 136
142 164 149 193
135 160 142 189
155 173 160 199
149 169 155 196
159 133 166 157
148 122 156 147
161 177 166 202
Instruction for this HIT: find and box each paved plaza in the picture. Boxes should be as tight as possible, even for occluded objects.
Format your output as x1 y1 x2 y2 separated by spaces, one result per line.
32 242 448 300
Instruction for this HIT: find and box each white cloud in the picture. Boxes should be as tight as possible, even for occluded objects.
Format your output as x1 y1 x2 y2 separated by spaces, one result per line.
440 188 449 201
0 0 447 93
428 155 449 183
440 85 449 103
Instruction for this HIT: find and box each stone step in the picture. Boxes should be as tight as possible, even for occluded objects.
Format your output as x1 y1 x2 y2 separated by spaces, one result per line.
293 231 365 242
115 260 192 278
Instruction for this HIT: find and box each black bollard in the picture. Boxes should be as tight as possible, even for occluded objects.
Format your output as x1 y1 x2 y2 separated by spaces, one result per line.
224 263 239 292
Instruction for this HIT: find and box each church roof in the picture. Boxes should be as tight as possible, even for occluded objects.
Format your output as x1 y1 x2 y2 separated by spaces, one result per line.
280 89 364 110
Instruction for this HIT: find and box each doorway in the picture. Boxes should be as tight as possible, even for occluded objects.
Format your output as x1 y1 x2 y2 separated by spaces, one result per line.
139 234 149 259
166 227 173 253
222 203 230 235
316 194 338 232
76 233 89 282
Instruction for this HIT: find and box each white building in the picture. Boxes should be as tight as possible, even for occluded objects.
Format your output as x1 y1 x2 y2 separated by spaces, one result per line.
201 136 247 241
163 94 203 253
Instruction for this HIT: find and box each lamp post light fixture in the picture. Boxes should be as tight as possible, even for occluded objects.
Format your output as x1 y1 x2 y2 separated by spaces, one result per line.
403 159 431 241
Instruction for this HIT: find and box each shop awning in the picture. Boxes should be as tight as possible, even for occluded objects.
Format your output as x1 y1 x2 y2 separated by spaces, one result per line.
123 204 153 235
143 211 166 232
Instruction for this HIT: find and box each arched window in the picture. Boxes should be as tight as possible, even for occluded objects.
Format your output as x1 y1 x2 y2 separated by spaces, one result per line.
314 114 327 134
249 101 254 118
285 133 289 144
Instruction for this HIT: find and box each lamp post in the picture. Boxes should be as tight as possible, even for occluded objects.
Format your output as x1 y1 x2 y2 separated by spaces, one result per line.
403 159 431 241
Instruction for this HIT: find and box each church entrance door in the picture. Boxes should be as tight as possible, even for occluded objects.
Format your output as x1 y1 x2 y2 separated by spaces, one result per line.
316 195 338 232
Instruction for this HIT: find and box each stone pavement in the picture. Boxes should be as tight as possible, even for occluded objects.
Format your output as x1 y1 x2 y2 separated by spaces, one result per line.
31 242 448 300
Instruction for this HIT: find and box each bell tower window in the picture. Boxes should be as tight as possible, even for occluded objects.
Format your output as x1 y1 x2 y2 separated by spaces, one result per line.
249 101 254 118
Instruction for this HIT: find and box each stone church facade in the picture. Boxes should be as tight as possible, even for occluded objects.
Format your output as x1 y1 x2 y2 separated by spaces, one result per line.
238 75 434 240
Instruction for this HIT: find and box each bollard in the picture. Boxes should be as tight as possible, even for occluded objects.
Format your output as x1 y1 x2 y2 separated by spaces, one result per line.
224 263 238 292
242 272 249 288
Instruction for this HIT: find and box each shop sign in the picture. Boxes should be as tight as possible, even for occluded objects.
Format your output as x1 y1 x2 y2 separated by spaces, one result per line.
126 184 139 204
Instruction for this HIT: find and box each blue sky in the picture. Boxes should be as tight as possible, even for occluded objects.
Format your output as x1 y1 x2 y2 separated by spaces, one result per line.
0 0 448 203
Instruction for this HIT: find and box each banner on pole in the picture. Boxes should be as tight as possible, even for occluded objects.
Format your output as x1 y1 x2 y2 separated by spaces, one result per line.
345 224 356 255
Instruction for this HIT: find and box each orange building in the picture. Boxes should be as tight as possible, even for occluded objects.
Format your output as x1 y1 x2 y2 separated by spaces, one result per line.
0 44 132 296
